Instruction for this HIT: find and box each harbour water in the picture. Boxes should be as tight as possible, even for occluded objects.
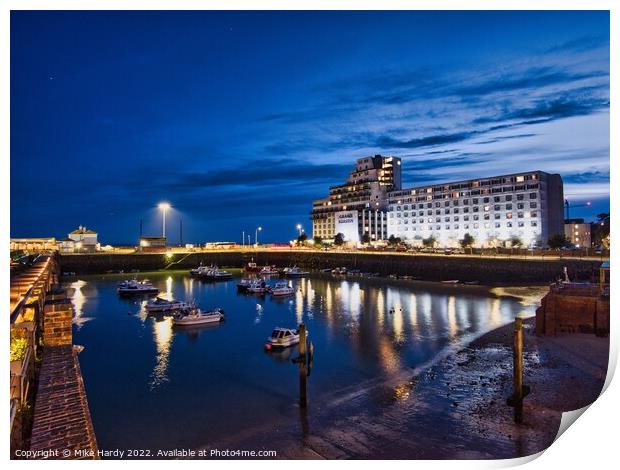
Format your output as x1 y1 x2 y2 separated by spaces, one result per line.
66 272 543 453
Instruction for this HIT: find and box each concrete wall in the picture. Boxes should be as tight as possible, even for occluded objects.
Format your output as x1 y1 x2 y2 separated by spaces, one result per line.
59 251 603 284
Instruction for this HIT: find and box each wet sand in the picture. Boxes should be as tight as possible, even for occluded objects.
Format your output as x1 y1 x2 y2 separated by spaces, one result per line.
202 317 609 459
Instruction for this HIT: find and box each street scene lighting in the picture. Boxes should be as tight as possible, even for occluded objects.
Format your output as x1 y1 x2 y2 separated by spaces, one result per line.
158 202 171 238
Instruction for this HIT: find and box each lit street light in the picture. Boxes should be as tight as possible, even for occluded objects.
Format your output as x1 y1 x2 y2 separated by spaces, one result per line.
255 226 262 247
158 202 171 238
296 224 303 236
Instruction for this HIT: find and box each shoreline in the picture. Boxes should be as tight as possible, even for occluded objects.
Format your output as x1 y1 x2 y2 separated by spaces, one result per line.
197 316 608 460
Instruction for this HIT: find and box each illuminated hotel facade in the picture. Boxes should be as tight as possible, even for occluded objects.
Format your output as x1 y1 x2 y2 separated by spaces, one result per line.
387 170 564 248
312 156 564 248
311 155 402 241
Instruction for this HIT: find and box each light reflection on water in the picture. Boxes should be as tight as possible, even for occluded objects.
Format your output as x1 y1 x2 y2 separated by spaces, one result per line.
69 272 545 452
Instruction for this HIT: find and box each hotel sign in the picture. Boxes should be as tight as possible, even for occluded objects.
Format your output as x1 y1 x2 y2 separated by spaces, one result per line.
335 210 359 242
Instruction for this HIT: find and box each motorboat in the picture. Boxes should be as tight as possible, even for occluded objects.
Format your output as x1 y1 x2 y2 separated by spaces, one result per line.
145 297 189 313
270 282 294 296
190 264 217 276
173 307 225 326
280 266 309 277
247 280 269 294
331 267 347 275
264 327 304 350
259 265 279 275
117 279 159 296
441 280 460 284
196 265 233 281
236 278 254 292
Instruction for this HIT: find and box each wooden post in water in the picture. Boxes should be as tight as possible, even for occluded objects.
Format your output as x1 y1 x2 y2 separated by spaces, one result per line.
513 317 524 423
298 323 307 408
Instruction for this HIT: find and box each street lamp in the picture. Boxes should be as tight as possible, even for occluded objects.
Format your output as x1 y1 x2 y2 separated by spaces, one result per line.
255 226 262 247
296 224 303 236
158 202 171 238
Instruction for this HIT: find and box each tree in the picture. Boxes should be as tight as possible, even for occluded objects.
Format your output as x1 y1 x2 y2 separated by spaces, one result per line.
334 232 345 246
510 236 523 248
387 234 401 246
297 233 308 246
422 236 437 248
548 233 569 250
594 213 610 249
313 236 323 246
459 233 475 253
361 233 371 244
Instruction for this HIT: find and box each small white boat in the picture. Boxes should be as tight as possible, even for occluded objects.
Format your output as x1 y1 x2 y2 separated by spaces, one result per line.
264 327 303 350
145 297 189 313
247 280 269 294
280 266 309 277
237 278 254 292
117 279 159 295
195 265 233 281
259 265 279 275
331 267 347 275
441 280 460 284
270 282 294 296
173 307 225 326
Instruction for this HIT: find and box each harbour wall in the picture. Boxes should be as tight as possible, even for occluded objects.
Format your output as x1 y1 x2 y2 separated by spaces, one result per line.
58 251 603 284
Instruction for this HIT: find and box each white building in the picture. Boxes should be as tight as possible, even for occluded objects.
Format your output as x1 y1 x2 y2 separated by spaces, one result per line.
311 155 401 242
387 170 564 248
67 226 99 252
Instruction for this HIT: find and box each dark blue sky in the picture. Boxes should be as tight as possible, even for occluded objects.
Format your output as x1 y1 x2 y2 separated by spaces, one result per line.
11 11 609 244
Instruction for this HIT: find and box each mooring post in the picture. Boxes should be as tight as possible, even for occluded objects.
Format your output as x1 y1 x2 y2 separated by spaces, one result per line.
513 316 524 423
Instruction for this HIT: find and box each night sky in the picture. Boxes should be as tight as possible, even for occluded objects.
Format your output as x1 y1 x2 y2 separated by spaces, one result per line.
10 11 609 244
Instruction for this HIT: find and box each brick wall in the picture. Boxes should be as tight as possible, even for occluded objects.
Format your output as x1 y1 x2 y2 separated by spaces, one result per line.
536 288 609 336
43 299 73 347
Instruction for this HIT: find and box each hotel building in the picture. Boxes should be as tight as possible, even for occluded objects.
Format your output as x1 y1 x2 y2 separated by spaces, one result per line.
311 155 402 242
564 219 592 248
387 170 564 248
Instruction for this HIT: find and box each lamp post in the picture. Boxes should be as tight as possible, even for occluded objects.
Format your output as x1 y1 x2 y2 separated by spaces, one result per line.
158 202 171 238
296 224 303 237
255 226 262 247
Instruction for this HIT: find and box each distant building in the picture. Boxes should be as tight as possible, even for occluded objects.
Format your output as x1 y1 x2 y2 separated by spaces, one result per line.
67 226 99 252
139 236 167 252
387 170 564 248
10 238 57 252
311 155 402 242
564 218 592 248
311 156 565 248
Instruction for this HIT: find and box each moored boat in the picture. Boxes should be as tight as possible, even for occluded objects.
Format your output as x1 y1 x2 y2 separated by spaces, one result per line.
259 265 279 275
247 280 269 294
173 306 225 326
117 279 159 296
237 278 254 292
264 327 303 350
270 282 294 296
279 266 309 278
145 297 189 313
195 265 233 281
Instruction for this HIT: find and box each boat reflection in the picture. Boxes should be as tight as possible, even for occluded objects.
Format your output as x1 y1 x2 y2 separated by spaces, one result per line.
150 316 173 389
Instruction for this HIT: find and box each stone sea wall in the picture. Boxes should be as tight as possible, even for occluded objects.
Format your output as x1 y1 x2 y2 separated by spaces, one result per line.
59 251 602 284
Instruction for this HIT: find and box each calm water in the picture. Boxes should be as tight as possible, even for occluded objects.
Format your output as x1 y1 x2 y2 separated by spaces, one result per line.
67 272 537 452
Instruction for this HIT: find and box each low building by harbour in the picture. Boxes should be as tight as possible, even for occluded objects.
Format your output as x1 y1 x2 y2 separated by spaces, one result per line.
139 236 167 252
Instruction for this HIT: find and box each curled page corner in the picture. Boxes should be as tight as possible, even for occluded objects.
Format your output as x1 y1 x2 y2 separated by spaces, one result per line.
554 405 591 443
